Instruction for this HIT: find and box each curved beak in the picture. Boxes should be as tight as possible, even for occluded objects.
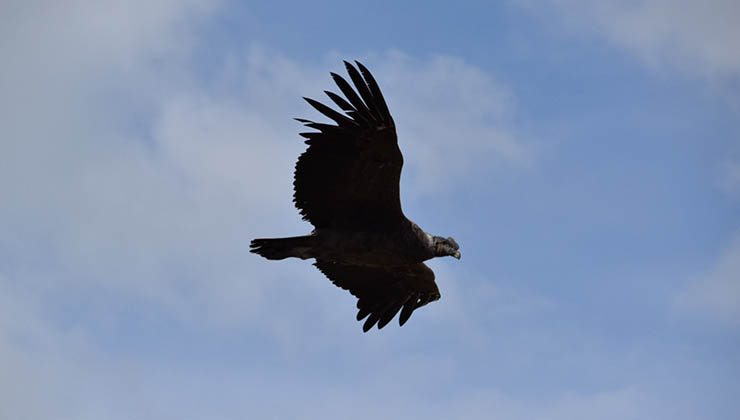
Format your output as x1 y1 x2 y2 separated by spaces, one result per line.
453 251 461 260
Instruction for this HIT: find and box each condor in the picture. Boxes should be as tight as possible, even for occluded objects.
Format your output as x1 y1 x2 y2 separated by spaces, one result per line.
251 61 460 332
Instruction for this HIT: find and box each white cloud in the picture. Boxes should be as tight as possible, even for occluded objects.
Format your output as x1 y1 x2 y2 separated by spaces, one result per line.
0 279 685 420
520 0 740 79
0 0 528 344
677 235 740 323
370 51 530 195
1 2 731 419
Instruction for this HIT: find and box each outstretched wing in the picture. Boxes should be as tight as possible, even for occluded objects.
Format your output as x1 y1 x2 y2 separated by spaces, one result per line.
294 61 405 231
314 260 441 332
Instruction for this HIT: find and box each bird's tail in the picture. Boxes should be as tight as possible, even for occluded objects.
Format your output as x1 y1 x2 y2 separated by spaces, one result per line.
249 235 315 260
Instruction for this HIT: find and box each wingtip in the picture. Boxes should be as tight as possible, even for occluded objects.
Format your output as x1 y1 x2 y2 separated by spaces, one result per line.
376 317 390 330
302 97 319 107
356 307 370 321
343 60 357 71
399 300 415 326
362 313 379 332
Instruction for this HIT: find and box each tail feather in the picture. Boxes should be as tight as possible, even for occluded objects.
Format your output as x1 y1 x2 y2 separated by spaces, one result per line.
250 236 314 260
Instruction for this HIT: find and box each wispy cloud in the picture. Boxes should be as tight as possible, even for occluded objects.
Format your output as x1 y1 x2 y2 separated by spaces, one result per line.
2 1 735 418
0 0 529 364
370 51 530 195
1 3 528 331
677 235 740 323
519 0 740 79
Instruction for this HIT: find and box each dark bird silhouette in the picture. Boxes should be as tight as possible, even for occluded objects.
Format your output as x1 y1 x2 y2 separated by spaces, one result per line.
250 61 460 332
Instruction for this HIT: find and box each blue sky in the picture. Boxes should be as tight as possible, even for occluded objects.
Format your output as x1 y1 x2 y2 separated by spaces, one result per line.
1 1 738 418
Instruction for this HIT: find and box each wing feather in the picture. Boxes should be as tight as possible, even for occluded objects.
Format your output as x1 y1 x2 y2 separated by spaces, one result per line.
399 297 418 326
344 61 381 121
294 62 404 230
315 261 441 332
330 72 372 122
303 97 358 128
355 61 393 124
324 90 355 112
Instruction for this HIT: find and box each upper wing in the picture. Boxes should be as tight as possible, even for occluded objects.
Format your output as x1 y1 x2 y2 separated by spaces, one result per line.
294 61 405 231
314 260 441 332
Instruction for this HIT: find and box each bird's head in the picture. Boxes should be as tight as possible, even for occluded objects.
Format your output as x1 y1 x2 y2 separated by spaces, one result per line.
433 236 461 259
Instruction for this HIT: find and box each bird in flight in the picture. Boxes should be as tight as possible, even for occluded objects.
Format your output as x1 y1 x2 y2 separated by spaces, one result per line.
251 61 460 332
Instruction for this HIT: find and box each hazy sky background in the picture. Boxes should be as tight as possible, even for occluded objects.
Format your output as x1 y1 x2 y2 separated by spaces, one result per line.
1 1 738 419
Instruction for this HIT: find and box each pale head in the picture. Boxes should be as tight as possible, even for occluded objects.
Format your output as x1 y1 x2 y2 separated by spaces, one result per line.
433 236 461 259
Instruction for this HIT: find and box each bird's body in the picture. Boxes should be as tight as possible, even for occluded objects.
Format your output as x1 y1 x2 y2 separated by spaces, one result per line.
251 61 460 332
253 222 434 266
